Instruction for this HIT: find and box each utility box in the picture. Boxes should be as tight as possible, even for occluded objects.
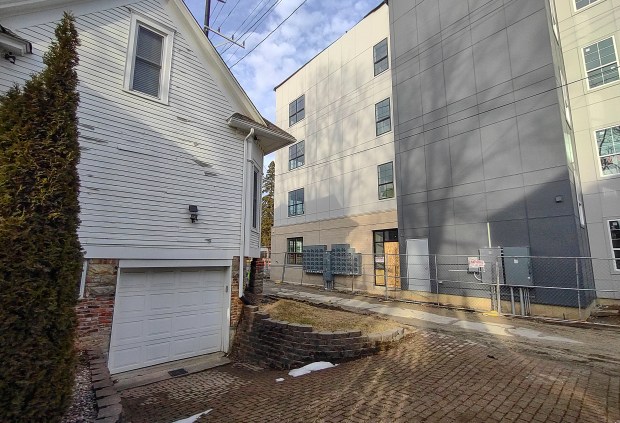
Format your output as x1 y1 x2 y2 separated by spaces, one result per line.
502 246 533 287
479 247 502 285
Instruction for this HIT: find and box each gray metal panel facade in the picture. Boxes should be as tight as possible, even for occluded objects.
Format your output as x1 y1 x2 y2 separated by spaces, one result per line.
389 0 590 261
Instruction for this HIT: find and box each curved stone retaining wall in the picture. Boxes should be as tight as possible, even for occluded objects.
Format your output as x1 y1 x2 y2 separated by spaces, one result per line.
232 305 406 370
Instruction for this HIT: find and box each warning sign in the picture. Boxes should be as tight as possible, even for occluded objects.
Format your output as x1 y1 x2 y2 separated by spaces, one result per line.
468 257 485 272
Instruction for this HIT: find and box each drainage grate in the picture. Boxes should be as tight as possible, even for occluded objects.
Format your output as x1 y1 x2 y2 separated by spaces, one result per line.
168 368 189 377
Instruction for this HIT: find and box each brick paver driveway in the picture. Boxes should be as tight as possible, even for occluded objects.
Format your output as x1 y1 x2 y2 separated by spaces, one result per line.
122 330 620 423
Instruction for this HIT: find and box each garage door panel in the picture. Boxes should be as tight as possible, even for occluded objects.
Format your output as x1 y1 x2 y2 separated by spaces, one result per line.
109 268 226 374
145 317 173 337
115 294 146 316
150 292 176 312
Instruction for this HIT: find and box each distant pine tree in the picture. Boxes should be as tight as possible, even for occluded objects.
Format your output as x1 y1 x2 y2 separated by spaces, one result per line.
261 161 275 249
0 13 82 422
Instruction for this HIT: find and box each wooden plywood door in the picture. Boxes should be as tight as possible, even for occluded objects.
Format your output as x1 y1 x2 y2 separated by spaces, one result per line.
385 241 400 288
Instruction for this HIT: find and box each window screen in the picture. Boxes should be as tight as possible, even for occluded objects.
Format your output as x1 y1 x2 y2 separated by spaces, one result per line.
288 188 304 216
583 38 619 89
289 141 305 170
596 126 620 176
374 38 389 76
375 98 391 136
289 95 305 126
378 162 394 199
132 26 164 97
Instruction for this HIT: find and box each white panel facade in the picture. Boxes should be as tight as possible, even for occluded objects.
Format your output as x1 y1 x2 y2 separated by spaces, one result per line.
273 4 396 229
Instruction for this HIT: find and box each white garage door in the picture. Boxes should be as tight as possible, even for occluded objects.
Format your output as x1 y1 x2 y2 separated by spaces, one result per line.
108 268 226 374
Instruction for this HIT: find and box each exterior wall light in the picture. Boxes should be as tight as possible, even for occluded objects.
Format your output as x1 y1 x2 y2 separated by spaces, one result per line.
188 205 198 223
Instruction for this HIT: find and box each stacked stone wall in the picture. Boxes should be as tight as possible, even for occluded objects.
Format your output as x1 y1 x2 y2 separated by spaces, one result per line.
233 305 406 370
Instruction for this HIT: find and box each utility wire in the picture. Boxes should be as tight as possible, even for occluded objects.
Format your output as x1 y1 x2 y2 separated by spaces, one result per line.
230 0 307 68
224 0 284 60
211 0 226 27
273 64 617 177
217 0 242 28
220 0 273 54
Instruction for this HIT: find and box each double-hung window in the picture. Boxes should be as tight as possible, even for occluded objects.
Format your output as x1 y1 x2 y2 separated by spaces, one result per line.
289 95 305 126
288 188 304 216
609 220 620 270
373 38 389 76
375 98 391 136
289 141 305 170
596 125 620 176
575 0 599 10
287 237 303 265
378 162 394 200
583 37 619 89
125 14 174 103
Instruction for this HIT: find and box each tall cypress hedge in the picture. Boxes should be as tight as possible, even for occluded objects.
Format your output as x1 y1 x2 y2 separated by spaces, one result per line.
0 13 82 422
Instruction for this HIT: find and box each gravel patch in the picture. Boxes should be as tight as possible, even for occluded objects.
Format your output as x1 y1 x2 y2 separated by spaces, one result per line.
62 351 97 423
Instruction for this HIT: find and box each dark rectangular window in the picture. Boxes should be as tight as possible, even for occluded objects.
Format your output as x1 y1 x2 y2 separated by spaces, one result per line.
252 169 259 228
375 98 391 136
289 140 305 170
610 221 620 270
287 237 303 265
378 162 394 200
289 95 305 126
132 26 164 97
288 188 304 216
576 0 599 10
373 38 389 76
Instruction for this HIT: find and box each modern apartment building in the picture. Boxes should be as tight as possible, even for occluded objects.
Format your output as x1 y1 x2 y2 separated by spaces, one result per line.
555 0 620 300
272 2 398 292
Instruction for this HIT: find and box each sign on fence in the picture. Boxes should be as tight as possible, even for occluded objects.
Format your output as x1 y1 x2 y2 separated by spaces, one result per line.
468 257 485 272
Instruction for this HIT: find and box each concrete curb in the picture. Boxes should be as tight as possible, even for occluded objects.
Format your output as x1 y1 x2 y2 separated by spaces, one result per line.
86 348 122 422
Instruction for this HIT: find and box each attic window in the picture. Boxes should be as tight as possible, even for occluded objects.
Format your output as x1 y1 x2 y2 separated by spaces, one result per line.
124 14 174 104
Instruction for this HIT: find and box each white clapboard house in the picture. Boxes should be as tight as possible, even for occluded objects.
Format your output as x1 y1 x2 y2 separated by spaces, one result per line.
0 0 294 374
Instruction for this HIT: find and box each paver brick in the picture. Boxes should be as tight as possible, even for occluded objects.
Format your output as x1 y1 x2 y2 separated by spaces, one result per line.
121 331 620 423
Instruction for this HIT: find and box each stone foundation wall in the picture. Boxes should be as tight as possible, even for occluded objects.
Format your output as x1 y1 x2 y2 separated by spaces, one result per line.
232 305 406 369
76 259 118 351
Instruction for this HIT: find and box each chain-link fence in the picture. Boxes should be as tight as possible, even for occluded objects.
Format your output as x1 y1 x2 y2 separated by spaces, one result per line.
269 251 620 325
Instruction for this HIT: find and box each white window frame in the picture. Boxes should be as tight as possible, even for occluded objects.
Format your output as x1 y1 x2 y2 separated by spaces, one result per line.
582 36 619 91
594 124 620 177
550 0 559 41
607 219 620 271
560 69 571 126
124 13 175 104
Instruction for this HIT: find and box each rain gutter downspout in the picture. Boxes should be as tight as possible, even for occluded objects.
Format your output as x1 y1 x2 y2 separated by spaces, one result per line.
239 128 255 298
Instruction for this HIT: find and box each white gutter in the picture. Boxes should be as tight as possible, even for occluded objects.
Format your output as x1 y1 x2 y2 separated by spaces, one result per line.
239 128 254 298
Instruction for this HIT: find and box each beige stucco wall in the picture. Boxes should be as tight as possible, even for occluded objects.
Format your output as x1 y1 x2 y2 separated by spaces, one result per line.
556 0 620 298
271 210 398 292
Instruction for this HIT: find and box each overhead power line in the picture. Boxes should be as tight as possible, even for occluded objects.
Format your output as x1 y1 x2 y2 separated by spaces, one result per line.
216 0 242 28
273 64 616 177
230 0 308 68
223 0 283 58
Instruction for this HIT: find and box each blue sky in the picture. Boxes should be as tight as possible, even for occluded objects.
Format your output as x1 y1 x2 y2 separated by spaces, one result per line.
183 0 379 168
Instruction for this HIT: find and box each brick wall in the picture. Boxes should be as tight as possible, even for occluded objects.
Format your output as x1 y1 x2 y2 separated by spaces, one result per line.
230 256 245 327
232 305 406 370
76 259 118 351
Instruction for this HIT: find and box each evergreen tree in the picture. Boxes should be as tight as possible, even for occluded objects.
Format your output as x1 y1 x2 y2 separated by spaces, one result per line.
0 13 82 422
261 161 275 249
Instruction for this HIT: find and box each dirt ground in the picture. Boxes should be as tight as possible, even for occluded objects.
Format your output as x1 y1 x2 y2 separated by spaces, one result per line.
262 299 402 334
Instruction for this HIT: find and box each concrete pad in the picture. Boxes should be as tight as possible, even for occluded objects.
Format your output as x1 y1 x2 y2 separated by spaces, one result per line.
113 353 230 391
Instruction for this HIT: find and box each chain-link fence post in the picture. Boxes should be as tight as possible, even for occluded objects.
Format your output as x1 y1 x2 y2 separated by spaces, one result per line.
281 253 287 284
576 257 582 320
384 252 388 300
434 254 439 306
495 256 501 314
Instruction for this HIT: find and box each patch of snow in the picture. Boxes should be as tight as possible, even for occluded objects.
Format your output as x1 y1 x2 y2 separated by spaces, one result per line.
288 362 337 378
171 410 212 423
275 378 285 382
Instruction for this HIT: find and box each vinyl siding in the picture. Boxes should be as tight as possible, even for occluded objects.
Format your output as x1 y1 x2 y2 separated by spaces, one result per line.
0 0 255 259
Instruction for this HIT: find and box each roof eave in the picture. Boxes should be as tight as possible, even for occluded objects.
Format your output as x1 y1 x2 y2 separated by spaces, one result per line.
228 116 296 155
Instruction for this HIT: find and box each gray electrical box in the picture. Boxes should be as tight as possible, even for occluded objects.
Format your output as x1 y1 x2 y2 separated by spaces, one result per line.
479 247 502 285
502 246 533 287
